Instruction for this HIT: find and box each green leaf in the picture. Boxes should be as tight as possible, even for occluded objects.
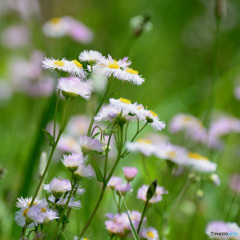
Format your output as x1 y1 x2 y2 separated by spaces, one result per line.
90 158 104 183
42 129 55 147
119 191 140 240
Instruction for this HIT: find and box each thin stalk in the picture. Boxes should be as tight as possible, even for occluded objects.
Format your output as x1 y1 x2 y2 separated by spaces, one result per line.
105 81 127 99
87 78 112 136
104 134 113 179
53 90 60 140
203 16 221 130
137 199 149 234
79 126 124 238
141 155 151 183
52 182 78 240
168 180 192 222
61 185 79 232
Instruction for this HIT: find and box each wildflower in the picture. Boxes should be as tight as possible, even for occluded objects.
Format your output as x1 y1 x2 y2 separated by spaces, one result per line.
42 18 69 37
78 135 104 154
206 221 235 239
115 183 132 195
126 139 157 157
137 185 167 204
66 115 90 136
79 50 103 64
58 135 81 153
42 58 69 72
43 178 71 198
62 153 84 172
48 195 81 209
140 227 159 240
114 68 144 85
187 152 217 173
107 177 122 189
73 164 95 180
57 77 92 99
94 105 123 122
105 220 125 237
145 110 166 131
16 197 46 209
110 98 138 114
123 167 138 182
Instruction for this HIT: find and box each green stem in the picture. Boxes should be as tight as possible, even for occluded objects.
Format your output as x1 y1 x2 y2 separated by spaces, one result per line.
53 90 60 140
79 126 124 238
203 16 221 130
137 199 149 234
104 134 113 179
142 155 151 183
87 78 112 136
52 182 77 240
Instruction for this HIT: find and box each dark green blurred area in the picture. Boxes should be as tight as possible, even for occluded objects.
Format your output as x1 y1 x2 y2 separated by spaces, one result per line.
1 0 240 239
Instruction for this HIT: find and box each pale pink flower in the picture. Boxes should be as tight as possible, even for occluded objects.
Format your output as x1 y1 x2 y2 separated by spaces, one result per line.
123 167 138 182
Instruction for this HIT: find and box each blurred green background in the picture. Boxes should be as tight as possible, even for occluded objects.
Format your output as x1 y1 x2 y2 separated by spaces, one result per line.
0 0 240 239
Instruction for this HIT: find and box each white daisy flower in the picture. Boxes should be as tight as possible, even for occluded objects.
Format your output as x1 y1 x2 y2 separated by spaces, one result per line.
95 55 131 78
43 18 69 38
43 178 71 198
78 135 104 154
48 195 81 209
58 135 81 153
15 201 49 227
137 185 167 204
44 209 59 222
155 143 190 165
107 176 122 189
186 152 217 173
67 59 86 78
94 105 122 122
109 98 137 114
126 139 157 157
62 153 85 172
115 68 144 85
16 197 47 209
79 50 103 64
145 110 166 131
141 227 159 240
74 164 95 180
42 58 70 72
57 77 92 99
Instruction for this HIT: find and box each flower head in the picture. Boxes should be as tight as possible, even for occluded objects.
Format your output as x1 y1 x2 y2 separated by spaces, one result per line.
43 178 71 198
78 135 104 154
107 177 122 189
123 167 138 182
74 164 95 180
140 227 159 240
79 50 103 64
62 153 84 172
57 77 92 99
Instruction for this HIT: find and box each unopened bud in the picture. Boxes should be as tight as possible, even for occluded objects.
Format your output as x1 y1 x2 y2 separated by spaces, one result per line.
215 0 227 19
146 179 157 201
196 189 204 199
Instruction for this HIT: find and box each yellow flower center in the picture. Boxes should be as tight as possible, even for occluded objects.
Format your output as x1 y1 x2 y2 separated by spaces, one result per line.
83 238 89 240
27 201 36 206
108 60 120 69
53 61 64 67
167 151 176 158
137 139 152 144
150 110 158 117
23 208 29 217
147 231 155 238
183 116 193 122
41 208 47 213
119 97 131 104
188 152 209 161
73 60 83 68
126 68 139 74
50 18 61 24
67 139 76 148
137 106 143 110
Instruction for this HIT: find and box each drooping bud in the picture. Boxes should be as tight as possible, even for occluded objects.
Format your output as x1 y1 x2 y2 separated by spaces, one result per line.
196 189 204 199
